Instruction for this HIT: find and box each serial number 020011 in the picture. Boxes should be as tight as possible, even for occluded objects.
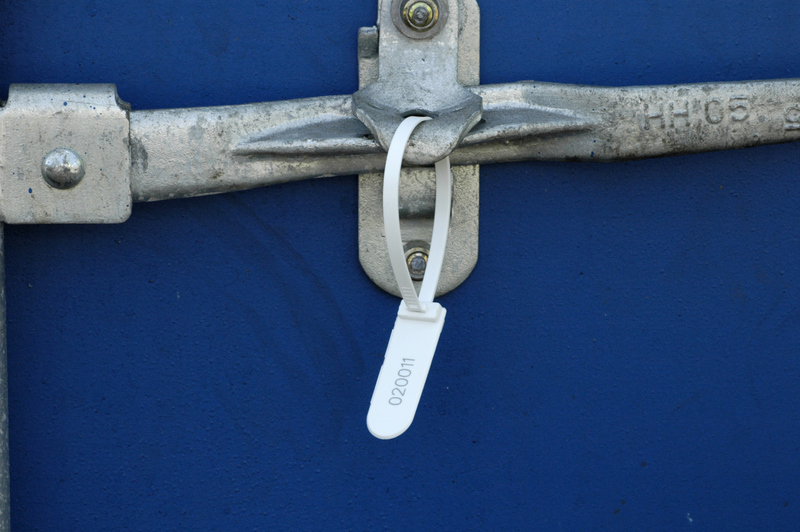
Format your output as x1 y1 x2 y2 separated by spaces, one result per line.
388 359 415 406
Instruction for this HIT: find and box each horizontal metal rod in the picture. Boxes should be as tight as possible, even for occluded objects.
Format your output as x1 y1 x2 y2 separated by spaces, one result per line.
463 80 800 164
130 80 800 202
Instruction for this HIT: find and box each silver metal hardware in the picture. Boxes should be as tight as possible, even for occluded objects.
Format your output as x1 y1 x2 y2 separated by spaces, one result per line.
357 0 481 297
0 84 131 224
394 0 447 39
125 79 800 199
41 148 85 190
354 0 480 167
405 2 436 31
2 19 796 292
2 22 794 291
404 242 430 281
2 4 800 282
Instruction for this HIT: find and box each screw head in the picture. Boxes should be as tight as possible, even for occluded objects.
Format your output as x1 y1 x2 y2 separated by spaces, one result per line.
405 248 429 281
392 0 447 39
41 148 85 190
403 1 439 32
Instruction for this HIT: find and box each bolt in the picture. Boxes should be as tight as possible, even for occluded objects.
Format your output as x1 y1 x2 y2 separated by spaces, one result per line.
403 1 438 32
41 148 85 189
392 0 447 39
411 4 432 26
405 248 429 281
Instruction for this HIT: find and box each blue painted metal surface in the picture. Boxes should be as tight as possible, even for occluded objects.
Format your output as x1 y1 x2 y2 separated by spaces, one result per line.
2 1 800 529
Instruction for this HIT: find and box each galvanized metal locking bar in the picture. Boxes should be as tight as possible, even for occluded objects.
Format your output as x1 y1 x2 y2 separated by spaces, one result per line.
4 78 800 218
124 79 800 194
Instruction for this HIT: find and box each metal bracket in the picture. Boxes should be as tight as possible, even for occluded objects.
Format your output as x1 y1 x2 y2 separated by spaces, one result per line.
357 0 481 297
0 84 131 224
353 0 482 166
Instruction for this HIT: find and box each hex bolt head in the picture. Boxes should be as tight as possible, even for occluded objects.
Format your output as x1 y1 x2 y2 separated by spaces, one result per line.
405 248 429 281
392 0 447 39
41 148 85 190
403 0 439 32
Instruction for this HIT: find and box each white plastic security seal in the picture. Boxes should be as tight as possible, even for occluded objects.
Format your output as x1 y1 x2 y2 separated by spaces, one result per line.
367 116 452 440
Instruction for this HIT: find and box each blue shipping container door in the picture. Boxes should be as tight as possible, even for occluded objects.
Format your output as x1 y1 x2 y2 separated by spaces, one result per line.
1 1 799 530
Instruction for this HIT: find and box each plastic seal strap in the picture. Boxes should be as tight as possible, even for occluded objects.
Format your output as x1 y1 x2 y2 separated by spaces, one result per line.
367 116 452 440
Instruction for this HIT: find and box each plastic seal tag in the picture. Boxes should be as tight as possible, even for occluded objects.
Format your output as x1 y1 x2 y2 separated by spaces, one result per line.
367 116 452 440
367 302 445 439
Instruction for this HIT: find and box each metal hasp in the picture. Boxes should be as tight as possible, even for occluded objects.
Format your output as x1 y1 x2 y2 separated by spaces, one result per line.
356 0 481 297
353 0 481 166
